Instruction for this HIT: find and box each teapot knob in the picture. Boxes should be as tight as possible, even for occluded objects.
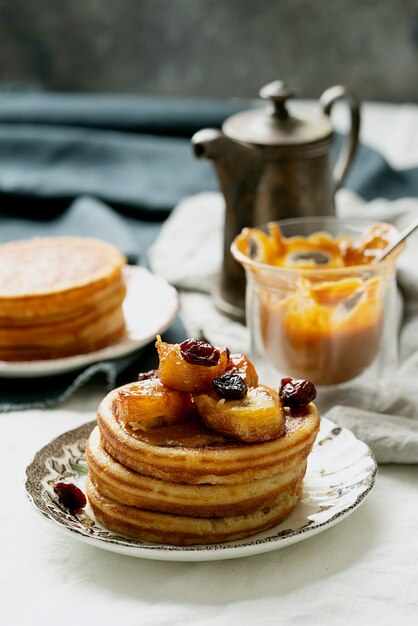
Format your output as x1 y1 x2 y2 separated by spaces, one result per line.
259 80 296 119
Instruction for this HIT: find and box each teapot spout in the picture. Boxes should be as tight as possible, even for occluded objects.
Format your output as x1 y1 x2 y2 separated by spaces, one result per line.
192 128 228 160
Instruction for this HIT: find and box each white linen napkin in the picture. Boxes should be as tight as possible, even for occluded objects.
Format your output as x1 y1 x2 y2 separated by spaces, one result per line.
149 190 418 463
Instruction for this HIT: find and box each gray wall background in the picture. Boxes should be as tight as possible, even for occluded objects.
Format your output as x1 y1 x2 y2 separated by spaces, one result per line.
0 0 417 102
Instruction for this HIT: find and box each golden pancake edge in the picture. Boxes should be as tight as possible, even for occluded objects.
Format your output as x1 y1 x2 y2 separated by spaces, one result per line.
0 237 127 360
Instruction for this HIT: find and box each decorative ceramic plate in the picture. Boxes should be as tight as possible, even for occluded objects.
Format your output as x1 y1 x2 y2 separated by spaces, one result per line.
0 266 178 378
25 417 377 562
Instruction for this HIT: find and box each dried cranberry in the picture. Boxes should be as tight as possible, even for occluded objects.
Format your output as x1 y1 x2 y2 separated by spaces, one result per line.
137 369 158 381
180 338 220 367
213 373 248 400
54 482 86 513
280 378 316 409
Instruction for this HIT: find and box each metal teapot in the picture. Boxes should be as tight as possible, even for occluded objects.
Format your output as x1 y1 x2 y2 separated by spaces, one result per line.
192 80 361 320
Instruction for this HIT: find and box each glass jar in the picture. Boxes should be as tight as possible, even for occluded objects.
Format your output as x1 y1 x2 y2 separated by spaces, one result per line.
231 217 403 399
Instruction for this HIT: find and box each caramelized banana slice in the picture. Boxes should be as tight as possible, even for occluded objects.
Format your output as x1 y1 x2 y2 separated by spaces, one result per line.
156 337 228 393
226 353 259 387
116 379 194 431
194 385 285 443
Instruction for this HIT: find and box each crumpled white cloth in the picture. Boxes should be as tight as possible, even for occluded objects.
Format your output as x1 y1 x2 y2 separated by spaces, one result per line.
149 190 418 464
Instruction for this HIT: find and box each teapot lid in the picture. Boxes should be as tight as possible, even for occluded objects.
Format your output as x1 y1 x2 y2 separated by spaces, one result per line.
222 80 333 148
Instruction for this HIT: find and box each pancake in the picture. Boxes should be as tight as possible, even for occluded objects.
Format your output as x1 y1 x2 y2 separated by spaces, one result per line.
86 474 304 546
0 276 126 326
0 308 125 361
88 350 320 545
88 384 319 545
97 385 319 485
0 301 125 347
0 237 124 298
87 425 308 517
0 237 126 360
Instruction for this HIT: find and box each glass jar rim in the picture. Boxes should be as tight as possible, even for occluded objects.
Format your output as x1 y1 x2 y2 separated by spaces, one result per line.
231 216 403 277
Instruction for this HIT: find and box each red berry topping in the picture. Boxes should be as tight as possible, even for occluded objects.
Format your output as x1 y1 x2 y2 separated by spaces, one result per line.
280 378 316 409
180 338 220 367
137 369 158 381
54 482 87 513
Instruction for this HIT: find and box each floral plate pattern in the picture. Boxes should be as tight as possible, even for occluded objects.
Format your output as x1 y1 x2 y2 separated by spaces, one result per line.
25 417 377 562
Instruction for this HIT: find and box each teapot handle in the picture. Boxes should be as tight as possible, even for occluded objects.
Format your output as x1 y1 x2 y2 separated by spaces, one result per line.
320 86 361 190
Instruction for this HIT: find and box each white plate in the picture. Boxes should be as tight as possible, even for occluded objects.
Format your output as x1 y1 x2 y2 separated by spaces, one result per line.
0 266 178 378
25 417 377 561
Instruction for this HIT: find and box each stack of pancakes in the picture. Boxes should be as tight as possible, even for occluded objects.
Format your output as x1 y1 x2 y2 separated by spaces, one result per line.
86 385 320 545
0 237 126 360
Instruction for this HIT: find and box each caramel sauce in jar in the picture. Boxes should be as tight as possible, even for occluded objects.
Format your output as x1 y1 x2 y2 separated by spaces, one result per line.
233 221 402 386
259 278 384 385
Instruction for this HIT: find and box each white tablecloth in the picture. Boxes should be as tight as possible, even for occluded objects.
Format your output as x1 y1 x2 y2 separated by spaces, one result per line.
2 102 418 625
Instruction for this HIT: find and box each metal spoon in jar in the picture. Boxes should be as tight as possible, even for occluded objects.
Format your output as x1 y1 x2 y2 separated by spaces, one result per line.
341 218 418 312
373 217 418 263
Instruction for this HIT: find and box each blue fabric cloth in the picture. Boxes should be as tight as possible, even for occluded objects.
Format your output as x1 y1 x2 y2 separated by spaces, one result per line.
0 93 417 411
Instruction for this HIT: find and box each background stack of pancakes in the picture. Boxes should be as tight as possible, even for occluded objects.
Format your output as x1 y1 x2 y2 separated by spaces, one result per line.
0 237 126 361
86 384 320 546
